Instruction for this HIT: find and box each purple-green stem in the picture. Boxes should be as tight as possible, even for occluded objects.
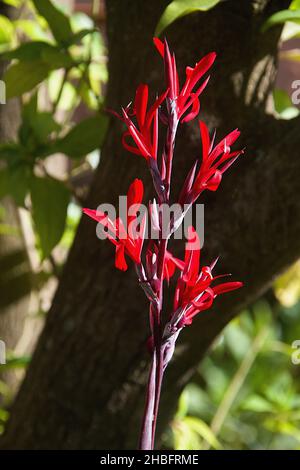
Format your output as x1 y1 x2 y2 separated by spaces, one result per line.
138 117 178 450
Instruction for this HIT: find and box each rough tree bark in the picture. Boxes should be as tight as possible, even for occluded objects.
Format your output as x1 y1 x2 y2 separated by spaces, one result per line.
1 0 300 449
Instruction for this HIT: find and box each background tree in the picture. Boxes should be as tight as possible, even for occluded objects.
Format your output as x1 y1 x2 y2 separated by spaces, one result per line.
1 0 300 449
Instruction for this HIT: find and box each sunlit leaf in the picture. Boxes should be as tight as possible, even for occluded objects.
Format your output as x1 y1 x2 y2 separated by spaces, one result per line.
290 0 300 10
173 416 222 450
4 163 31 206
0 15 14 45
56 114 108 158
4 60 51 98
0 356 31 370
32 0 73 44
274 261 300 307
262 9 300 32
241 395 274 413
273 88 300 120
13 19 49 41
1 0 22 6
155 0 221 36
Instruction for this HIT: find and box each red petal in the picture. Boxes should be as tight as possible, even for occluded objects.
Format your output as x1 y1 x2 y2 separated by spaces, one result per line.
209 129 240 164
194 75 210 98
153 37 164 57
122 112 150 158
134 84 148 128
172 53 180 97
206 170 222 191
178 160 198 205
146 89 169 128
164 251 185 280
199 121 210 160
127 179 144 216
115 244 128 271
122 131 143 156
213 281 243 295
164 38 175 99
183 226 200 284
181 93 200 123
183 52 216 97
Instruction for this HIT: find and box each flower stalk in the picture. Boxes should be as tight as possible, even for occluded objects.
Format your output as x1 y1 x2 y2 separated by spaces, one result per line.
83 38 245 450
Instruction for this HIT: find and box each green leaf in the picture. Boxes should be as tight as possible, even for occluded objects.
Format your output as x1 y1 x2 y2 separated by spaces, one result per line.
13 19 50 41
32 0 73 44
0 143 23 164
30 176 70 258
241 394 274 413
262 9 300 32
65 28 98 46
0 168 9 199
4 60 51 98
273 88 292 113
2 41 73 68
273 88 300 120
155 0 221 36
1 0 23 6
0 163 32 206
41 46 73 68
0 356 31 370
20 97 61 148
290 0 300 10
48 72 76 111
2 41 54 61
30 112 61 142
56 114 108 158
10 166 31 206
0 15 14 44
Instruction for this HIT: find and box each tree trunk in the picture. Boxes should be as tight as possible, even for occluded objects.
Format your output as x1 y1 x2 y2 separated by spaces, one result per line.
2 0 300 449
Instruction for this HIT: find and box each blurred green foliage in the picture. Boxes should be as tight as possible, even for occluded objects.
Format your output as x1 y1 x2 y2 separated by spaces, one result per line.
155 0 220 36
0 0 108 259
165 271 300 449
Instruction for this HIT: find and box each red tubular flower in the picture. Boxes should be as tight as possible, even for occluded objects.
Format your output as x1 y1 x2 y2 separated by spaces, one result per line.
122 84 168 160
164 251 185 281
145 241 184 282
83 179 146 271
180 120 243 204
153 37 216 123
173 227 243 327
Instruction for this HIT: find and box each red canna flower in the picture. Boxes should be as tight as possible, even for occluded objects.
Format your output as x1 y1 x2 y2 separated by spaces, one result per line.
153 37 216 123
83 179 146 271
180 120 243 204
164 251 185 281
145 241 184 282
121 84 168 160
173 227 242 327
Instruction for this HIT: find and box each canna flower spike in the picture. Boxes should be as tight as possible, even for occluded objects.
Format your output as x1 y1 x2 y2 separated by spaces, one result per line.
153 37 216 123
180 120 244 205
86 37 245 450
83 179 146 271
122 84 168 161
